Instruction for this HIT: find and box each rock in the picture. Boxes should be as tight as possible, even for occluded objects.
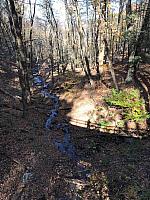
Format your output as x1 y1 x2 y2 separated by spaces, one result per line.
126 121 137 130
137 120 147 130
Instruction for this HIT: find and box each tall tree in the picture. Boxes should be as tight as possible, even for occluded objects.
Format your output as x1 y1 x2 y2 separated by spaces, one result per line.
7 0 31 116
29 0 36 69
125 0 150 83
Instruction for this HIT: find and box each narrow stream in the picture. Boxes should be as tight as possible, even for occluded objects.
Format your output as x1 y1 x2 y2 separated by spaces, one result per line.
33 65 76 159
32 64 91 199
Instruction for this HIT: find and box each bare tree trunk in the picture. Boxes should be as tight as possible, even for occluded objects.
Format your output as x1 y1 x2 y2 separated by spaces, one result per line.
126 0 132 59
104 39 119 90
98 0 107 80
48 28 54 83
94 3 101 80
125 0 150 83
72 0 94 85
7 0 31 117
0 23 12 55
29 0 36 70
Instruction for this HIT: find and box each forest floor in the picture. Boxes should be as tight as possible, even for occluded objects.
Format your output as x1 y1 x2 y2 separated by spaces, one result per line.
0 60 150 200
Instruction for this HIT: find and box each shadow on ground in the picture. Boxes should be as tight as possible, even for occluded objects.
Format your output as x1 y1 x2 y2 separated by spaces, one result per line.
0 60 150 200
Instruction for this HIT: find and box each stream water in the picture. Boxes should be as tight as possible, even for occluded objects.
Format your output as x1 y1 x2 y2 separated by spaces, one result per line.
33 64 79 159
32 64 91 199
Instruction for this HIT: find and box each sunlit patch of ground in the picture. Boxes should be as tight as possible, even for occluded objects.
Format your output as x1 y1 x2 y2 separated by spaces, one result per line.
57 69 110 128
67 90 96 125
59 83 110 128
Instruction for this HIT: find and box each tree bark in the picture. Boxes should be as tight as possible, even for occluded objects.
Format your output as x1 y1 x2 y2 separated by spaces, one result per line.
125 0 150 83
104 39 119 90
7 0 31 117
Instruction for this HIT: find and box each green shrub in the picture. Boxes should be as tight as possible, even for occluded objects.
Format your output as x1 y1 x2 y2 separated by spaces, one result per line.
105 89 150 122
98 121 111 128
116 120 125 128
125 107 150 122
105 89 141 108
